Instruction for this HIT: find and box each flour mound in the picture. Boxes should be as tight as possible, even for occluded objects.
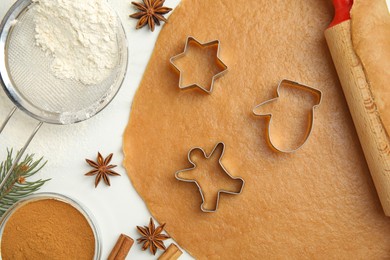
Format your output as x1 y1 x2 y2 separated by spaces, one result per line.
33 0 119 85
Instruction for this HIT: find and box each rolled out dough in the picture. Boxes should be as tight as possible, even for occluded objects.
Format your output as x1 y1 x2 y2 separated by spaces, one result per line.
124 0 390 258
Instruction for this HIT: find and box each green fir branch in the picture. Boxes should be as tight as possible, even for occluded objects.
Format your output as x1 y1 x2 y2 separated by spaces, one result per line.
0 149 50 217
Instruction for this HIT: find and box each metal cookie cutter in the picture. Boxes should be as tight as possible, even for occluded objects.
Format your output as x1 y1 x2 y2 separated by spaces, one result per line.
252 79 323 153
169 36 228 94
175 142 245 213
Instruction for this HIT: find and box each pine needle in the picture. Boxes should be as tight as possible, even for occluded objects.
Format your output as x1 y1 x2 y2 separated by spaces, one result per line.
0 149 50 217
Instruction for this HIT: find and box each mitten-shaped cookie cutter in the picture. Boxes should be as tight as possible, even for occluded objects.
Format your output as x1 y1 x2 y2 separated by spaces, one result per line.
253 79 322 153
175 142 245 213
169 36 228 94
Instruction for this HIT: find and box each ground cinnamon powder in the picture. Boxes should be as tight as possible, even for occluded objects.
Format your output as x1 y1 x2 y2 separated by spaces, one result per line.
1 199 95 259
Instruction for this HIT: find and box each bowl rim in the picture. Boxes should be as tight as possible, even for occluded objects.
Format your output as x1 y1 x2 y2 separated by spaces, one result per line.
0 0 129 125
0 192 102 259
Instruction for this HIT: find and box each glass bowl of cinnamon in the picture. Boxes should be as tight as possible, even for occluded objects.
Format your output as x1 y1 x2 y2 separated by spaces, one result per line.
0 192 101 259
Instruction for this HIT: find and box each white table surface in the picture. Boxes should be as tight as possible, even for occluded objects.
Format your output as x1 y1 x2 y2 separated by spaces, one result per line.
0 0 191 259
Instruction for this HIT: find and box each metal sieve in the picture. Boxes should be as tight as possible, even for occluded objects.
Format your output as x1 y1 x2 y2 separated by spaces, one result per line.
0 0 128 189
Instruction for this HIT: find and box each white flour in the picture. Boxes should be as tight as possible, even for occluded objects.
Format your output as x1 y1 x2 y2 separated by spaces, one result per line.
32 0 119 85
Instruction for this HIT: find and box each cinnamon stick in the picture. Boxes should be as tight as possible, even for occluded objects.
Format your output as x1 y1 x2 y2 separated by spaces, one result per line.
158 243 183 260
108 234 134 260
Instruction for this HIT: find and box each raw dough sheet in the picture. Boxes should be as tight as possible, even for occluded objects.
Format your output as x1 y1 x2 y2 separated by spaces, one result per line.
124 0 390 258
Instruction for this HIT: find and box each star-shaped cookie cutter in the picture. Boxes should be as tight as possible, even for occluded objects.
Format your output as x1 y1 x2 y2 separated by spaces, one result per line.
175 142 245 213
252 79 323 153
169 36 228 94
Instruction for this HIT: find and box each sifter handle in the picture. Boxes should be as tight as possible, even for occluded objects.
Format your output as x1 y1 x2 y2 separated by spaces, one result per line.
0 107 17 134
0 108 43 191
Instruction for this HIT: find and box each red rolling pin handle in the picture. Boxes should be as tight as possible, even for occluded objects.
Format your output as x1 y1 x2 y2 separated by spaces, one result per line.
328 0 353 28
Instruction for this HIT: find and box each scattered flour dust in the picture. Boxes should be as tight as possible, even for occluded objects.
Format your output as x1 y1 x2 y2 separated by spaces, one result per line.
32 0 119 85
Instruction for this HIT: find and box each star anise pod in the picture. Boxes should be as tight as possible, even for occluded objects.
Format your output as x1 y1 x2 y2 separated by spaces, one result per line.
136 218 170 255
129 0 172 32
85 152 120 187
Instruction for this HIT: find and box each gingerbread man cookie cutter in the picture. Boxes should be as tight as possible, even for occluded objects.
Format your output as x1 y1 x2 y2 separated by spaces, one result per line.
169 36 228 94
175 142 245 213
252 79 323 153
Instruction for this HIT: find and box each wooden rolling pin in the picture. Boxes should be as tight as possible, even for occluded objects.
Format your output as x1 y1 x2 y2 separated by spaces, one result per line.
325 0 390 215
